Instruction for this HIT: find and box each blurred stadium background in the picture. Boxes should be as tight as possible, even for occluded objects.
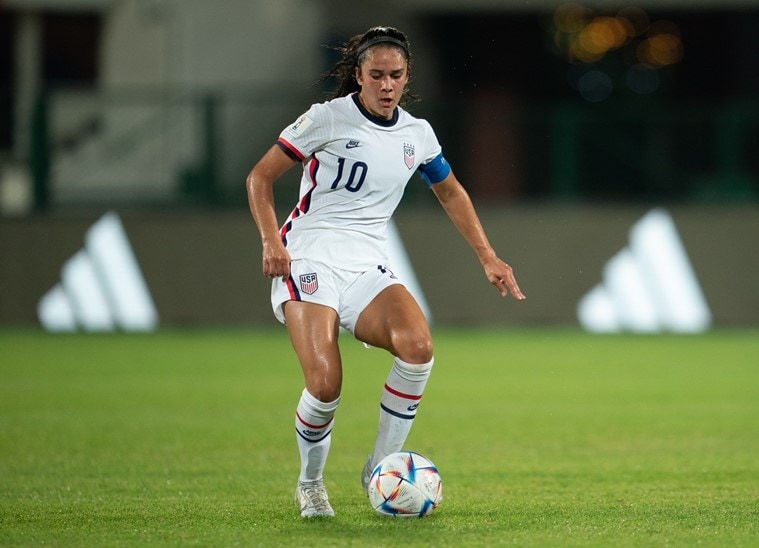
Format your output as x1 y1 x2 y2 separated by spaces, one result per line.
0 0 757 330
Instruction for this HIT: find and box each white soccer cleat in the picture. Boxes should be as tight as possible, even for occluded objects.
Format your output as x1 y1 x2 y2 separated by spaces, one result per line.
295 480 335 518
361 455 374 496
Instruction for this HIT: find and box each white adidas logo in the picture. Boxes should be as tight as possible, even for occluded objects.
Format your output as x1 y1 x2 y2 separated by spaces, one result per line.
577 208 711 334
387 220 431 321
37 211 159 332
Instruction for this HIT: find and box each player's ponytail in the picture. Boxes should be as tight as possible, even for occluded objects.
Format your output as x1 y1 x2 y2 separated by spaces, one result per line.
316 26 415 104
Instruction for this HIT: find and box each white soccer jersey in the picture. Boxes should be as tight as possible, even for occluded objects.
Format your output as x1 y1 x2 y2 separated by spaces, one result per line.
276 93 450 270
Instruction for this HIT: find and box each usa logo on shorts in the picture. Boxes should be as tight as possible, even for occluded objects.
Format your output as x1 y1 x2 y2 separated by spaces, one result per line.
299 273 318 295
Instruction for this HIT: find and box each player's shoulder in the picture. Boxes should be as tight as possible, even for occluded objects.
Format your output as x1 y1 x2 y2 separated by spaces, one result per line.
299 97 340 119
321 95 355 113
298 95 355 127
397 105 435 134
284 97 343 135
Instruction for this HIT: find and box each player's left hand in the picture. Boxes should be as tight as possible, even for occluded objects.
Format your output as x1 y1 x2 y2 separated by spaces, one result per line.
483 257 525 300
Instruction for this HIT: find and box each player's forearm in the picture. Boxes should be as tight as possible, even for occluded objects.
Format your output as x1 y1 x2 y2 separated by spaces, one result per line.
438 187 497 264
246 145 298 245
246 171 281 244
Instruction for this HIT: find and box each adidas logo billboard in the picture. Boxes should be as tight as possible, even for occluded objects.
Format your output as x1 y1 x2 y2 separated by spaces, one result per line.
387 220 431 322
577 208 711 334
37 211 159 332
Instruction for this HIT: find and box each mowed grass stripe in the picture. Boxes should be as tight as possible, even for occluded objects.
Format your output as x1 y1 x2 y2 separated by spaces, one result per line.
1 329 757 546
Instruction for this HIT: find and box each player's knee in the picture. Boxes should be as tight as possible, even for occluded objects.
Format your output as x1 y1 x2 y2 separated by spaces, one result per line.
309 385 341 403
393 331 433 364
306 378 342 403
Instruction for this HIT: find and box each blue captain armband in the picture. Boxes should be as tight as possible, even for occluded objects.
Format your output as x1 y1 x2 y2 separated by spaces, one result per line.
418 152 451 186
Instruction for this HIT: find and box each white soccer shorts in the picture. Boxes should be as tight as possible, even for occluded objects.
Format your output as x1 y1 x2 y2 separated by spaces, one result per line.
271 259 404 334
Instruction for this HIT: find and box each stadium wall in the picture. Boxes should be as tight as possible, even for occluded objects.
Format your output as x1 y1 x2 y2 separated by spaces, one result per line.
1 205 757 329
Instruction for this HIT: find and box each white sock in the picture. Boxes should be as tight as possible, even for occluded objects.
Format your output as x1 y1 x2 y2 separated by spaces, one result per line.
295 389 339 483
370 356 434 468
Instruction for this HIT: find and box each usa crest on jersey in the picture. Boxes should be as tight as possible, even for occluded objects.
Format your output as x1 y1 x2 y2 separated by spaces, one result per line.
403 143 415 169
299 273 318 295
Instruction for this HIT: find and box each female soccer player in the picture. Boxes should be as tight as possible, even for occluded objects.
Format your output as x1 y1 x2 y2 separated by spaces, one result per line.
246 26 525 518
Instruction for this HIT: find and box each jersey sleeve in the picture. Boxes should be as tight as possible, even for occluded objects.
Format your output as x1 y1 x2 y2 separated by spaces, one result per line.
276 102 332 162
416 120 451 185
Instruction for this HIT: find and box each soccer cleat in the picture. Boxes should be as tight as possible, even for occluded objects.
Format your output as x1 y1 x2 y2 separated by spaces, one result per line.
295 480 335 518
361 455 374 495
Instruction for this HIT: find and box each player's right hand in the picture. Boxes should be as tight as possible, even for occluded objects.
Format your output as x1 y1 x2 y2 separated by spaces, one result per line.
262 240 291 281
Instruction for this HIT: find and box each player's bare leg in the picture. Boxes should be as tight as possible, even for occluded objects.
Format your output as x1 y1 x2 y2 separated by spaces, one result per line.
285 301 343 402
284 301 342 517
355 284 433 364
355 285 435 492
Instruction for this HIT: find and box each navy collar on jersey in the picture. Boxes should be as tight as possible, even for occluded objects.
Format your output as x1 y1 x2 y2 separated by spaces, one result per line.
351 93 399 127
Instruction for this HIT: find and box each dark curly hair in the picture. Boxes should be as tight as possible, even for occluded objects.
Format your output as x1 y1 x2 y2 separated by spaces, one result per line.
317 26 415 105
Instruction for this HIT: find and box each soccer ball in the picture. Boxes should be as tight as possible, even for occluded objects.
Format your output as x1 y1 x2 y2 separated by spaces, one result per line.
367 451 443 517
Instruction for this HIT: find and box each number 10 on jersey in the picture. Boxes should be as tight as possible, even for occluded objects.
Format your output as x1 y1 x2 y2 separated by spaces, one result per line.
330 158 368 193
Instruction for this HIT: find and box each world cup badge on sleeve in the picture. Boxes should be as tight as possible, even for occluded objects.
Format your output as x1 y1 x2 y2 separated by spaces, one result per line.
287 114 313 138
403 143 416 169
299 273 319 295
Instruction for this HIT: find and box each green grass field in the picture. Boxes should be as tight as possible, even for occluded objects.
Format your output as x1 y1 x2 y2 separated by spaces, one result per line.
1 328 757 546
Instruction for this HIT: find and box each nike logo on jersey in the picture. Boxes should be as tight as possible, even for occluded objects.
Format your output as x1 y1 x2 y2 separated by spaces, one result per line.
346 140 362 149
